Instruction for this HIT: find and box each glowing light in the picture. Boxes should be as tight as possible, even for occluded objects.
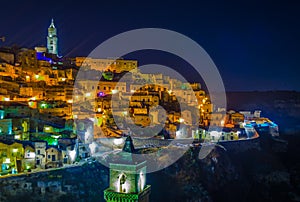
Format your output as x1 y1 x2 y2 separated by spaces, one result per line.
179 118 184 123
98 92 104 97
4 97 10 101
220 120 225 126
28 101 37 108
85 92 91 97
111 89 118 94
139 171 145 191
113 138 124 145
61 78 66 81
4 158 11 164
116 173 130 193
130 90 135 93
89 142 98 154
35 74 39 79
40 103 47 108
67 99 73 103
68 149 76 162
44 127 51 131
14 135 21 140
12 148 18 153
97 108 102 112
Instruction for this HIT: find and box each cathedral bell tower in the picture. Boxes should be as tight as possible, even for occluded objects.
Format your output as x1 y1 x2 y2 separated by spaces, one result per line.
47 19 58 55
104 136 151 202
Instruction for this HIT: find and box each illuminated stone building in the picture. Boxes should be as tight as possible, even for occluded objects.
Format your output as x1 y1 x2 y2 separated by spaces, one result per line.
104 136 151 202
0 140 24 173
45 146 62 168
47 19 58 55
75 57 137 73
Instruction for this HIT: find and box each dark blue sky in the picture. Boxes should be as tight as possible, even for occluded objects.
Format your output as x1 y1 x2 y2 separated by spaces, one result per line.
1 0 300 91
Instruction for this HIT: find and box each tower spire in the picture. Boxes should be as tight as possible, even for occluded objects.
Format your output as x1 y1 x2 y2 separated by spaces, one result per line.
47 18 58 55
122 136 135 153
51 18 54 27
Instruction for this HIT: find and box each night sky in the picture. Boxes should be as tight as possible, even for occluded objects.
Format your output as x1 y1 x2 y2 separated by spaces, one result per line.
1 0 300 91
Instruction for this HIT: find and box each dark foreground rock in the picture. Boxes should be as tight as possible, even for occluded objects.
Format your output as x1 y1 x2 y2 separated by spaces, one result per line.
0 135 299 202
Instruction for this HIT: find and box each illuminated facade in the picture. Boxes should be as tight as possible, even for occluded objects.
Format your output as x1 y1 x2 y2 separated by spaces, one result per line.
104 136 151 202
47 19 58 55
75 57 137 73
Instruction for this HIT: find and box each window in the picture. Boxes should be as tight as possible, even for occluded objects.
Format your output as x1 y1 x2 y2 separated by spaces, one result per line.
37 150 40 155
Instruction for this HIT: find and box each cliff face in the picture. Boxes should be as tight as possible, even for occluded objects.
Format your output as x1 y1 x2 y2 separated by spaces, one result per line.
160 136 299 202
0 163 109 202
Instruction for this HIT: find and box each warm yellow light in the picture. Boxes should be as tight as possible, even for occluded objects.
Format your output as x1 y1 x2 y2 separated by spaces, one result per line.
61 78 66 81
85 92 91 97
111 89 118 94
179 118 184 123
35 74 39 79
97 108 102 112
12 148 18 153
67 99 73 103
4 97 10 101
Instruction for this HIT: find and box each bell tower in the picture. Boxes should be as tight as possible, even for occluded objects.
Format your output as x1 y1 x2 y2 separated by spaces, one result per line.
47 19 58 55
104 136 151 202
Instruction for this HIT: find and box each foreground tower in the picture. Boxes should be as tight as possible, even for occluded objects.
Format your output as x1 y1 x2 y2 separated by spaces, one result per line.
47 19 58 55
104 136 151 202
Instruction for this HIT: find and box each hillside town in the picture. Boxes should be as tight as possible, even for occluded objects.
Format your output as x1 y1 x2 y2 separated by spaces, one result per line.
0 20 279 177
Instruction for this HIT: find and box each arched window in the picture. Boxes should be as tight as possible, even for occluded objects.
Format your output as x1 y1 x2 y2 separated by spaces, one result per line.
118 173 127 193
